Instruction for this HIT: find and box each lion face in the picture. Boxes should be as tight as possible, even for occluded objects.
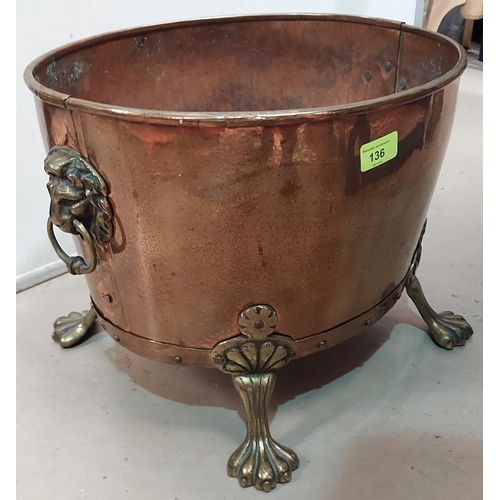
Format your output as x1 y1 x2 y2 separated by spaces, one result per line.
44 147 112 244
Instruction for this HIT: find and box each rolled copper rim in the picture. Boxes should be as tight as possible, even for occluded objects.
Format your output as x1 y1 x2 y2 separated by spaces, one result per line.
24 13 468 128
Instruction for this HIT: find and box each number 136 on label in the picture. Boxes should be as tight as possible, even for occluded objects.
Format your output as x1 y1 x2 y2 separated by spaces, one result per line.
360 131 398 172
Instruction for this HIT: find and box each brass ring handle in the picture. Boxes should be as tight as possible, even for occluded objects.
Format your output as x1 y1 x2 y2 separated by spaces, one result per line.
47 218 97 275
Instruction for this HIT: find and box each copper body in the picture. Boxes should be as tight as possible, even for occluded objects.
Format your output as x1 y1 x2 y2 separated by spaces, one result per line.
25 15 467 367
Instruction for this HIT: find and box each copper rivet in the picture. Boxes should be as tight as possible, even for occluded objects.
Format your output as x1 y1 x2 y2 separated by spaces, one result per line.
174 356 182 363
254 320 265 329
363 71 372 81
384 61 392 71
318 340 327 348
112 334 120 341
103 294 113 303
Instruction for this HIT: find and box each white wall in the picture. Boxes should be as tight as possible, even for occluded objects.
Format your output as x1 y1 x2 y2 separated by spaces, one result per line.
16 0 421 291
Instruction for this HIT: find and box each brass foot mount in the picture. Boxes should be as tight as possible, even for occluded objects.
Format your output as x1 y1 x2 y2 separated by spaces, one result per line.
52 307 97 348
405 223 473 349
211 305 299 491
406 274 473 349
228 372 299 492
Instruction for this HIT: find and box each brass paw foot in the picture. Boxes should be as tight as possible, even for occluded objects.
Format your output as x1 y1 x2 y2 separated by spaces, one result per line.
211 305 299 491
52 307 97 348
405 222 473 350
406 276 473 349
229 373 299 492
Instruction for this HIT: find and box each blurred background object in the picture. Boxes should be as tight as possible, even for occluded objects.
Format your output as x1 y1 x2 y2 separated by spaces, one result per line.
424 0 483 62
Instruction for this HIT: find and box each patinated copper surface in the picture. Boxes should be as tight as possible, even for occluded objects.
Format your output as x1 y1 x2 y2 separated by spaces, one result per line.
25 14 467 363
95 273 407 367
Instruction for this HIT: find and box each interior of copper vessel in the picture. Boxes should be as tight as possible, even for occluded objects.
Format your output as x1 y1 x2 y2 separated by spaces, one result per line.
34 20 460 112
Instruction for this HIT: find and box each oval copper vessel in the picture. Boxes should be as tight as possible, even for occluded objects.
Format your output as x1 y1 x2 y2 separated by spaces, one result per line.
25 14 473 491
25 14 468 365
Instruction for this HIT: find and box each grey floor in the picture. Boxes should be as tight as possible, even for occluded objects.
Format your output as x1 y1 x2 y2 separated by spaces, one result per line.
17 66 482 500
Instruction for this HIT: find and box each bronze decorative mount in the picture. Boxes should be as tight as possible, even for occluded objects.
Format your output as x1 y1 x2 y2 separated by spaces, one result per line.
52 307 97 348
212 305 299 491
212 305 296 374
404 221 473 349
44 146 113 275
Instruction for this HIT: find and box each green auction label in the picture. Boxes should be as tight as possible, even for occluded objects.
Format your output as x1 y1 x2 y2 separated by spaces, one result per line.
360 131 398 172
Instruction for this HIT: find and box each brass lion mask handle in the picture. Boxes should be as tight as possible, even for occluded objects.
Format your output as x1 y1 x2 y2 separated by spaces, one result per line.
44 146 113 275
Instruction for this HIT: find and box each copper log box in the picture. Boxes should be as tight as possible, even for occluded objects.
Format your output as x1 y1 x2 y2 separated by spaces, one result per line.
25 14 473 492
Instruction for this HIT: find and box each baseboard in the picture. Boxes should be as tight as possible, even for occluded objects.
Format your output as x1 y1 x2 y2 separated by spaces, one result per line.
468 59 483 71
16 261 68 293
